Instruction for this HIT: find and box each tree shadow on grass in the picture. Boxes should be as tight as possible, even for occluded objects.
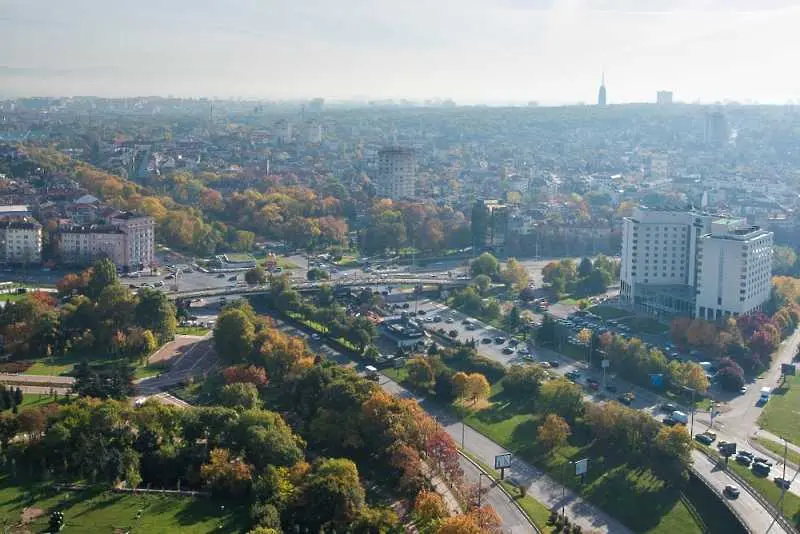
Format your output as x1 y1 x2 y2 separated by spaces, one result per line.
71 492 125 518
583 464 680 533
172 497 249 530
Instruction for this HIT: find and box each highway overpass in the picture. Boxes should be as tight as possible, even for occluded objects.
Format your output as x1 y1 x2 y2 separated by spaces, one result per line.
167 276 470 301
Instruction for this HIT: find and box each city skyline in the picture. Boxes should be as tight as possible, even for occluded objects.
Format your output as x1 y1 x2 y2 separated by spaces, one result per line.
2 0 800 104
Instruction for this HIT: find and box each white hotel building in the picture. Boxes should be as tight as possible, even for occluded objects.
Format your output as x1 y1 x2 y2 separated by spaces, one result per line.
620 207 773 320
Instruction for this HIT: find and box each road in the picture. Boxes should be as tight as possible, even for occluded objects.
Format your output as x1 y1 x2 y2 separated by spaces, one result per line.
413 298 795 532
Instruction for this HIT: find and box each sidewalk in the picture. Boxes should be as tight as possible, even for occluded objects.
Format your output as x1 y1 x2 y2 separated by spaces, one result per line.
420 461 462 516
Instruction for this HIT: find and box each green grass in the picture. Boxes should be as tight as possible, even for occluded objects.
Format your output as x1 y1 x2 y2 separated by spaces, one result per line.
755 437 800 467
133 364 165 380
0 477 248 533
18 394 57 410
759 375 800 447
26 360 75 376
176 325 211 336
557 298 579 306
461 391 708 534
460 449 554 533
588 305 631 319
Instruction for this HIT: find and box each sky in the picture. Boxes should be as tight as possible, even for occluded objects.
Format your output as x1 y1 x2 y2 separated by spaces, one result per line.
1 0 800 104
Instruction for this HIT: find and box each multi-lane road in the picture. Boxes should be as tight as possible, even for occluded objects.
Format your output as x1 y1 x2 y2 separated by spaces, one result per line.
413 297 796 533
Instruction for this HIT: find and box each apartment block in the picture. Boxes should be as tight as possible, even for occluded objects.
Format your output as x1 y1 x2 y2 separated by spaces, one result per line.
57 212 154 271
0 218 42 264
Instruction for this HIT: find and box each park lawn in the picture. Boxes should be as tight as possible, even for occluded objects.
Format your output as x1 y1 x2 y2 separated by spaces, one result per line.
755 436 800 467
462 394 707 534
133 364 164 380
19 394 57 410
176 325 211 336
557 297 579 306
0 477 248 533
588 305 631 319
25 360 75 376
759 375 800 447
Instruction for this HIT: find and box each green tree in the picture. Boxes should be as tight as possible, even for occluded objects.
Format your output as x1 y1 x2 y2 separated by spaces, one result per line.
505 305 522 332
245 266 267 285
470 253 500 279
214 309 256 363
471 274 492 295
536 314 558 346
407 356 435 389
538 414 571 452
87 258 118 299
502 258 529 291
578 257 593 278
135 289 177 342
293 458 366 528
539 379 584 422
503 365 546 403
219 382 261 410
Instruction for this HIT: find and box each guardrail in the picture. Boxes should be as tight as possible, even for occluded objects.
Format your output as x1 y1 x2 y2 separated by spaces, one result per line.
687 464 753 534
694 446 798 534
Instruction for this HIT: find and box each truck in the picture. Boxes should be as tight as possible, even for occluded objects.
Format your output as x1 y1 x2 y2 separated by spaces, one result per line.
759 387 771 403
671 410 689 425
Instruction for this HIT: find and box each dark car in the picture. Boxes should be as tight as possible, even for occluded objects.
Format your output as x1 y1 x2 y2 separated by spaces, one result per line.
695 433 714 446
661 403 677 412
502 347 514 355
724 485 740 498
417 309 427 315
565 371 581 381
775 477 791 490
494 337 506 344
738 450 754 460
216 273 226 278
754 457 773 467
735 454 753 466
548 360 561 368
752 462 771 476
509 339 519 346
402 303 410 309
482 338 492 344
662 417 677 426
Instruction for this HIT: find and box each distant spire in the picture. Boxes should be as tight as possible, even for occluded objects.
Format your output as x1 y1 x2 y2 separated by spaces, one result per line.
601 71 605 87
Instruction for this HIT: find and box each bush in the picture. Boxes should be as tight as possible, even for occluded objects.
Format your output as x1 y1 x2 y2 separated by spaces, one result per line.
443 347 506 382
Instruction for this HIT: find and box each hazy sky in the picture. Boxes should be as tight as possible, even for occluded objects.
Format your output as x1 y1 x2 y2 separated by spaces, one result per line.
2 0 799 104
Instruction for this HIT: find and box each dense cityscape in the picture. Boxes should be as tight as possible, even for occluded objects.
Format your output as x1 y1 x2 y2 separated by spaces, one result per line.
0 88 799 534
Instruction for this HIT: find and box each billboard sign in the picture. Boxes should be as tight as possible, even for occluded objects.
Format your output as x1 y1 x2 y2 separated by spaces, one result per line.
601 359 610 368
575 458 589 476
649 373 664 388
781 363 796 376
494 453 512 470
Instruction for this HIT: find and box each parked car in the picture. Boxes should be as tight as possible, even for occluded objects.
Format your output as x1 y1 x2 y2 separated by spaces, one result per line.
723 485 740 498
735 454 752 466
695 433 714 445
548 360 561 368
752 462 771 476
446 318 455 324
661 403 677 412
494 337 506 344
586 378 600 391
618 392 635 405
481 338 492 344
310 334 321 341
565 371 581 381
502 347 514 355
662 417 677 426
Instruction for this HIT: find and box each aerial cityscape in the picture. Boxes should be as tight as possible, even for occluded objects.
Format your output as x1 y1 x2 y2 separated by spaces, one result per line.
1 2 800 534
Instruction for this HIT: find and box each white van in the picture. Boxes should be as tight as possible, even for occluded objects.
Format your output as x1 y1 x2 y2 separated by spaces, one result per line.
760 387 771 402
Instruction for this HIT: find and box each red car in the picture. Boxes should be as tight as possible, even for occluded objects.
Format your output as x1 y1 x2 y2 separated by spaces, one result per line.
586 379 600 391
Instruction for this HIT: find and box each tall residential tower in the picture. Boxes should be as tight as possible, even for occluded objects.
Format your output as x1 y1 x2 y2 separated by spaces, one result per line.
376 147 416 200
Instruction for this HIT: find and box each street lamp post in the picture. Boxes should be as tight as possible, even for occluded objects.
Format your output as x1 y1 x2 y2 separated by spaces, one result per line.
682 385 696 436
477 471 490 526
